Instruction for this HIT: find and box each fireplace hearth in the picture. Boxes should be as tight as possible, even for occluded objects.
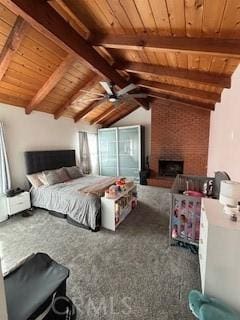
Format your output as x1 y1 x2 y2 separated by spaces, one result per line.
159 160 184 177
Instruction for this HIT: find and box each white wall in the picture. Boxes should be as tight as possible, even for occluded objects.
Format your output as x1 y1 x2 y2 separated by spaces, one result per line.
208 65 240 181
0 103 98 189
113 107 151 157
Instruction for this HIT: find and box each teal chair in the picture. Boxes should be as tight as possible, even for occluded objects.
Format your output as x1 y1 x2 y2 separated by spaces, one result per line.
189 290 240 320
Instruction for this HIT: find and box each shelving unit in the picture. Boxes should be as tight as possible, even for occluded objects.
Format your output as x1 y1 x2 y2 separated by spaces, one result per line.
101 185 137 231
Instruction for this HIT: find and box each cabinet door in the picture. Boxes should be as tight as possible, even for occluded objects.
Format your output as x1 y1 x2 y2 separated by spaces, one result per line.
118 126 140 179
98 129 118 176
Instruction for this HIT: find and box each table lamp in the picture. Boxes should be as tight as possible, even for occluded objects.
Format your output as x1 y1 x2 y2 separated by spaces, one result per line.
219 180 240 214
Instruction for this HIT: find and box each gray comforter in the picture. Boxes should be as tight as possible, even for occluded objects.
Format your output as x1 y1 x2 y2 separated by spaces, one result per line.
31 175 112 229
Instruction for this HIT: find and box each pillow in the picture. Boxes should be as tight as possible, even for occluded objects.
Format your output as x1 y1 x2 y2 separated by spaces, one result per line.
38 172 49 186
26 173 43 189
42 170 61 186
55 168 70 182
64 166 83 179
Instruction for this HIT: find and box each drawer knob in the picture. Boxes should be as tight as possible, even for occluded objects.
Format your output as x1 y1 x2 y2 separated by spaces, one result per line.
201 223 204 228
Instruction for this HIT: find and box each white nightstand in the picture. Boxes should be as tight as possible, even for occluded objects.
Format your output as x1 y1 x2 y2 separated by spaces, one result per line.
0 195 8 222
6 192 31 216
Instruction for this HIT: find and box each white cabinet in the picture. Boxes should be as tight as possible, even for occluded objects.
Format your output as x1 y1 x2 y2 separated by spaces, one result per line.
0 195 8 222
3 192 31 216
101 185 137 231
200 198 240 312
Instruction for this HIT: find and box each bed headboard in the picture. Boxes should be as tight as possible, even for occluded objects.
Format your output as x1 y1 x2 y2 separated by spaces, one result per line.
24 150 76 175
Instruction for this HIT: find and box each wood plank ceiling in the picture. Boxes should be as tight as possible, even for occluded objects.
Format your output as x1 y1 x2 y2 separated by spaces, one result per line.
0 0 239 126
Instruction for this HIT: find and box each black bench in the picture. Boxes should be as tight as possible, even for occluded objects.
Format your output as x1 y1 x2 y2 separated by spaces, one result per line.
4 252 76 320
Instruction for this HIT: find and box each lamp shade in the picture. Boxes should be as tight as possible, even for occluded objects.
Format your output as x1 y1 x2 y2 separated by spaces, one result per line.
219 180 240 206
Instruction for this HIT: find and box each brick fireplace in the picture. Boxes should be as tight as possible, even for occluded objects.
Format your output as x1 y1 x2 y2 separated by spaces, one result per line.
148 101 211 187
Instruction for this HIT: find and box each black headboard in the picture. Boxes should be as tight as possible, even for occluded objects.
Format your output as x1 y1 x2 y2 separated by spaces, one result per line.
24 150 76 174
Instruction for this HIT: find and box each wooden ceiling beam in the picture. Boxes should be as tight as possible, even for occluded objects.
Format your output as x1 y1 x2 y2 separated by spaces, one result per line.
1 0 149 111
92 34 240 59
137 79 221 103
74 100 104 123
99 108 126 126
48 0 90 39
90 106 116 125
48 0 115 65
96 107 120 125
103 105 139 127
147 91 215 111
118 62 231 89
54 75 102 119
25 54 75 114
0 16 29 81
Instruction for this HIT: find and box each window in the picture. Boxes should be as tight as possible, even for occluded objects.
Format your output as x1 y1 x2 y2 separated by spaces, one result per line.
78 131 99 175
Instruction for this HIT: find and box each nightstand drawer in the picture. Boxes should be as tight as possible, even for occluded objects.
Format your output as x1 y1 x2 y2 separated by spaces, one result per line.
9 202 30 215
8 192 29 205
7 192 31 215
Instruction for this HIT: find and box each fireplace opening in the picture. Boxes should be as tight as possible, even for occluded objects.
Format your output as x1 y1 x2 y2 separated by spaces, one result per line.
159 160 184 177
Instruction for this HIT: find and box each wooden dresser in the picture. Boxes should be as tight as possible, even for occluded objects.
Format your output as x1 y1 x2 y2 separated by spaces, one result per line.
200 198 240 312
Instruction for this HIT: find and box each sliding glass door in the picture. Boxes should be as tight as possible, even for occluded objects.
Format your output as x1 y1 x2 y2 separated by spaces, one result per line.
98 128 118 176
118 127 140 179
98 126 142 180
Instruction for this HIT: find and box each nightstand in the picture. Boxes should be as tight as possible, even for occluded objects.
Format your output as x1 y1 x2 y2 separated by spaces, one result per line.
6 192 31 216
0 195 8 222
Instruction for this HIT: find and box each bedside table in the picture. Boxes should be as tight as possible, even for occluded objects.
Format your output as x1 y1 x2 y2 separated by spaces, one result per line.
0 195 8 222
6 192 31 216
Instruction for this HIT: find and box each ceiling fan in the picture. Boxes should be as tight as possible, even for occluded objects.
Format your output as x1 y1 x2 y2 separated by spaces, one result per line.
78 81 148 105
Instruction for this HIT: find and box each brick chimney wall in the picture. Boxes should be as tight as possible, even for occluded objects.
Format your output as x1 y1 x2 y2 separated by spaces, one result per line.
150 101 211 177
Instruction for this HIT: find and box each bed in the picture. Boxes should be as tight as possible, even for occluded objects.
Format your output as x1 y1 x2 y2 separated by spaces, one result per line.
25 150 112 231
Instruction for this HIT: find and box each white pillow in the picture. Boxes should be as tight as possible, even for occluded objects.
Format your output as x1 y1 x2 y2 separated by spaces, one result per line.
26 173 43 188
38 172 49 186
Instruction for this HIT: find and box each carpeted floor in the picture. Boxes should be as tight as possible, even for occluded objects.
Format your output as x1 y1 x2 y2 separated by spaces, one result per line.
0 185 200 319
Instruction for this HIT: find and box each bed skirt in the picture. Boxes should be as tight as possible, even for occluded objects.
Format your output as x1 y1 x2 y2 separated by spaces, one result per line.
46 208 101 232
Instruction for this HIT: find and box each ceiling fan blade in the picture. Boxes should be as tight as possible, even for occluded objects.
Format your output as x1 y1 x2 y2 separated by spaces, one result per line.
80 97 104 102
79 89 105 96
117 83 137 97
99 81 113 95
126 93 149 98
118 93 148 102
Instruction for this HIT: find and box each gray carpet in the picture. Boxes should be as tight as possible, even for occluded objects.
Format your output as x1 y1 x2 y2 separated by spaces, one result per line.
0 185 199 319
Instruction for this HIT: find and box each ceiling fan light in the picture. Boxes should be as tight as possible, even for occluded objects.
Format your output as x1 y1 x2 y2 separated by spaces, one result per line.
109 97 117 102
